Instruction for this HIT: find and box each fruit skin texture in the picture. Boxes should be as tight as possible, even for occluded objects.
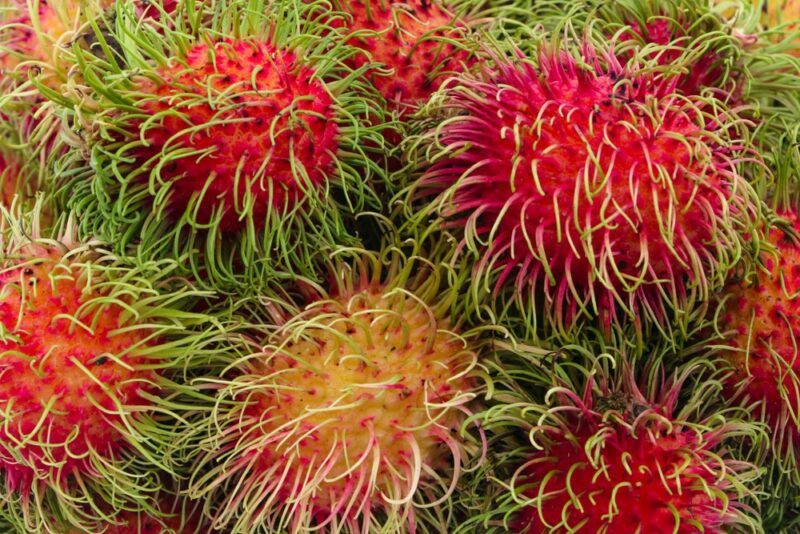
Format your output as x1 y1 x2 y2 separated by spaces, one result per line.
337 0 472 113
470 351 761 533
57 0 388 293
133 39 340 231
0 206 212 533
0 251 158 493
407 44 754 338
618 17 727 97
514 415 735 532
179 250 484 533
719 211 800 472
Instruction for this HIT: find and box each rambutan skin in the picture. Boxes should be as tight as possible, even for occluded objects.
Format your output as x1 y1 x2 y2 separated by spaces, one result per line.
52 0 390 292
405 43 755 337
335 0 474 113
514 420 737 532
466 349 762 533
173 249 488 533
0 252 157 491
0 205 215 533
133 39 340 230
718 211 800 470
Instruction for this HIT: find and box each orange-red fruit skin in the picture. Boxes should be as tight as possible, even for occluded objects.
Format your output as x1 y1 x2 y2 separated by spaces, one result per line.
340 0 470 112
134 39 340 230
0 255 156 491
720 213 800 452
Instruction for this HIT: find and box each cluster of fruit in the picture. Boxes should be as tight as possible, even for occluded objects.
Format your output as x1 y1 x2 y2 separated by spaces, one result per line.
1 0 800 532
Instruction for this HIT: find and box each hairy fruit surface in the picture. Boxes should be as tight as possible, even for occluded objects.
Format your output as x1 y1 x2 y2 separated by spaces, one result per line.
0 251 157 491
719 211 800 471
134 39 340 231
409 46 754 337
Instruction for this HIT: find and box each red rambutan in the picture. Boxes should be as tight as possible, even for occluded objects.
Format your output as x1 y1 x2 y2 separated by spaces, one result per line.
55 0 389 290
718 210 800 474
406 41 756 338
176 248 488 533
335 0 474 113
0 252 157 489
132 39 340 231
469 348 762 533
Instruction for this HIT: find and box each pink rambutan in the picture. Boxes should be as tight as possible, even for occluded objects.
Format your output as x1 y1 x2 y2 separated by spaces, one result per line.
718 210 800 473
176 248 488 532
405 42 756 338
335 0 474 113
469 349 761 532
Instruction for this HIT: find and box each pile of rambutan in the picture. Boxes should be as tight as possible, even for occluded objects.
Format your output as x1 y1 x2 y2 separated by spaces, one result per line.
1 0 800 532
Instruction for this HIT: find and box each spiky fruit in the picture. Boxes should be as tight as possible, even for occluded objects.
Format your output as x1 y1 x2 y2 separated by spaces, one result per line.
404 42 756 340
468 348 762 533
55 0 387 292
335 0 474 113
133 39 339 231
0 0 110 89
0 205 210 533
176 248 486 533
0 252 157 486
718 210 800 475
63 494 202 534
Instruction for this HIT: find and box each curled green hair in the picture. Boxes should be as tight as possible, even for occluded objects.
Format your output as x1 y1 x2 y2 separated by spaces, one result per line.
166 242 505 533
0 199 217 533
46 0 394 294
457 342 765 533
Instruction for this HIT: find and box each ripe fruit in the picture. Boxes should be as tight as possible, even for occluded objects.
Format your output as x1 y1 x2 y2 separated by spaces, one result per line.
404 41 756 339
177 249 486 533
335 0 474 113
0 252 157 488
133 39 340 232
470 349 762 532
0 206 210 532
54 0 388 291
718 210 800 475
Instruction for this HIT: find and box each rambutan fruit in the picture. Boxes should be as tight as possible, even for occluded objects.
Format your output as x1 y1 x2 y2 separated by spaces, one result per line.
51 0 390 292
173 247 491 533
333 0 476 115
0 0 111 90
0 203 212 532
58 492 204 533
402 39 758 341
717 209 800 479
465 346 762 533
